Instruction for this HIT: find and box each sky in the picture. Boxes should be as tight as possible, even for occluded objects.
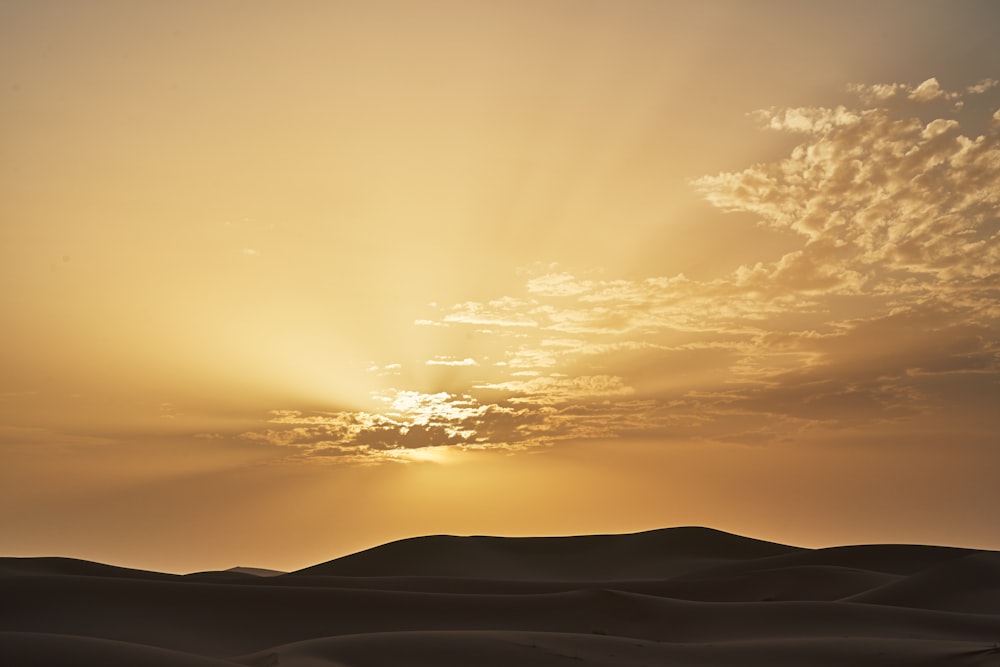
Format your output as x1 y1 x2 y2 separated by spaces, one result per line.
2 0 999 574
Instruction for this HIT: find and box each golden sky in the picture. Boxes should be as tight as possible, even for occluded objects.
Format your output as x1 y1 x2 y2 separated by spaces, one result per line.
2 0 999 573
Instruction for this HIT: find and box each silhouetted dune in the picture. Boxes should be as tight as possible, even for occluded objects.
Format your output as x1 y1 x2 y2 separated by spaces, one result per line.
0 556 175 582
225 567 285 577
291 526 801 580
2 527 999 666
182 568 287 585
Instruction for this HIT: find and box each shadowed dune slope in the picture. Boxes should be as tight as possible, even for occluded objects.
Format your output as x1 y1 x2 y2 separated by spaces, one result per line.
650 564 902 602
262 565 898 602
4 574 1000 656
0 632 240 667
672 543 980 582
238 565 900 602
847 552 1000 614
291 526 802 580
233 631 1000 667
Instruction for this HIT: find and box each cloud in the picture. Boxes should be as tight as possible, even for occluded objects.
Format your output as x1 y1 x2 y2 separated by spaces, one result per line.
848 77 973 105
238 391 554 462
442 298 541 328
235 77 1000 461
693 99 1000 291
426 357 478 366
909 77 945 102
476 374 634 405
525 272 594 296
966 79 999 95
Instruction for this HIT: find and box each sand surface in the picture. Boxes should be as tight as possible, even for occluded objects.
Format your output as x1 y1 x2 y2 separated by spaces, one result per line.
3 526 1000 666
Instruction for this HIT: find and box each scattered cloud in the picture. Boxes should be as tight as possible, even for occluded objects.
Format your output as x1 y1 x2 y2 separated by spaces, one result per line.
234 77 1000 463
847 77 996 106
237 392 547 463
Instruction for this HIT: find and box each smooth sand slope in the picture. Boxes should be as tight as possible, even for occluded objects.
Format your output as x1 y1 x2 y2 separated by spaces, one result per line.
2 527 1000 666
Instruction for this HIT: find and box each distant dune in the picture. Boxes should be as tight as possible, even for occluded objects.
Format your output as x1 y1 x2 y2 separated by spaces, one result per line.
292 526 801 579
2 526 999 666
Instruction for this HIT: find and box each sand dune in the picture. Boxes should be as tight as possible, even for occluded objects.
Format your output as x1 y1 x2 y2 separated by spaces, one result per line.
233 631 1000 667
225 567 286 577
671 542 978 582
249 565 895 601
2 527 999 666
847 552 1000 614
0 631 240 667
292 526 801 580
0 556 176 581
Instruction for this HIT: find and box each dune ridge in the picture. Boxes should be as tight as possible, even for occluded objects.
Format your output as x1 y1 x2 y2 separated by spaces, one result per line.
2 526 999 666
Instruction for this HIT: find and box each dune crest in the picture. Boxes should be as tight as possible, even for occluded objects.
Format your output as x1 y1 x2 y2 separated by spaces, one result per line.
292 526 801 580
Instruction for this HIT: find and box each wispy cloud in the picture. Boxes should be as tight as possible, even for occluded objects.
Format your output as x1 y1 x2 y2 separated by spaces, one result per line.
426 357 478 367
476 374 634 405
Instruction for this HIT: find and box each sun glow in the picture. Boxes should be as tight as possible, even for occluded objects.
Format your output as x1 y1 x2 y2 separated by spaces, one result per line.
387 446 456 465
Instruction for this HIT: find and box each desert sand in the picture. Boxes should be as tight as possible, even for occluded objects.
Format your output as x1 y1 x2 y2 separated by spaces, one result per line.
2 526 1000 666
